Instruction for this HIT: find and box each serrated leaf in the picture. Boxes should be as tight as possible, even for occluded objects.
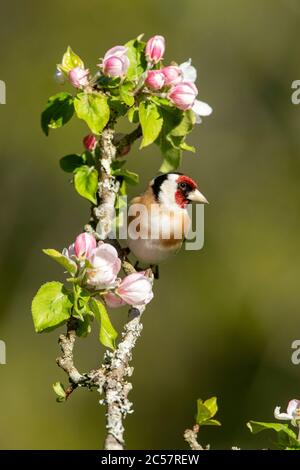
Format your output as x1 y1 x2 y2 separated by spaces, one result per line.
89 297 118 350
41 92 74 136
139 101 163 148
31 282 72 333
59 46 84 74
74 165 98 204
247 421 300 449
59 154 84 173
43 249 77 275
74 92 109 135
53 382 66 402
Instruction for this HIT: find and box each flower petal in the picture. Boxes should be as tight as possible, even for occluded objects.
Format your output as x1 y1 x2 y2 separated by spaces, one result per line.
179 59 197 83
104 292 127 309
192 99 213 117
274 406 292 420
287 399 300 417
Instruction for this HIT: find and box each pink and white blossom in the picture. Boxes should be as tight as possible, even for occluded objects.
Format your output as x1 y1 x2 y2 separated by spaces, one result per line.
145 70 165 90
145 35 165 64
179 59 197 83
274 399 300 426
74 233 97 259
116 272 153 307
192 99 213 124
169 81 198 110
169 81 212 122
104 292 127 309
161 65 181 86
102 46 129 77
68 67 89 88
87 242 121 289
62 243 75 260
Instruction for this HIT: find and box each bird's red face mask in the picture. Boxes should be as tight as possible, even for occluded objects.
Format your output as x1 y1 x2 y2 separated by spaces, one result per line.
175 175 208 208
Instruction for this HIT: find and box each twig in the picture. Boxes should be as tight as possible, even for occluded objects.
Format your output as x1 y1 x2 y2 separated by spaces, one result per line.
57 124 151 451
103 306 144 450
94 127 119 239
56 318 86 384
184 425 204 451
116 125 142 156
56 317 106 394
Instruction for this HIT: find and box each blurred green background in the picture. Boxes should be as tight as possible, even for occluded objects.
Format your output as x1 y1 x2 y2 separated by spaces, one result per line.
0 0 300 450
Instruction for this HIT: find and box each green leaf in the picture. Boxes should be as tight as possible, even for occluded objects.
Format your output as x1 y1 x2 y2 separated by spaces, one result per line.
180 142 195 153
107 97 128 117
112 168 139 185
204 397 218 418
139 101 163 148
196 397 220 426
31 282 72 333
127 106 139 124
89 297 118 350
42 249 77 275
119 82 135 107
196 400 212 425
41 92 74 136
171 109 196 136
59 46 84 74
247 421 300 449
74 92 109 134
204 419 222 426
76 315 92 337
125 36 147 81
53 382 67 403
74 165 98 204
59 154 84 173
159 139 182 172
159 104 183 134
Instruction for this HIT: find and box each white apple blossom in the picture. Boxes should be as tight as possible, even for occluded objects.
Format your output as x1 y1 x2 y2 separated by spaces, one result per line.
274 399 300 426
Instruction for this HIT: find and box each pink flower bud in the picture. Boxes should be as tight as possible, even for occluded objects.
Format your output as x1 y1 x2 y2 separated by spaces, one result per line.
145 35 165 63
104 292 127 309
116 272 153 307
68 67 90 88
87 242 121 289
161 65 182 86
74 233 97 258
83 134 97 151
145 70 165 90
102 46 129 77
169 81 198 110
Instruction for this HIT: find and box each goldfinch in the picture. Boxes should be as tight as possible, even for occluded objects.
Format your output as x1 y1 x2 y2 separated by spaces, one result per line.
127 172 208 264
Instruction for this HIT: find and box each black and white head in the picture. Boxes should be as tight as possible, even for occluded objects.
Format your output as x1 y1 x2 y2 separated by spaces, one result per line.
151 172 208 209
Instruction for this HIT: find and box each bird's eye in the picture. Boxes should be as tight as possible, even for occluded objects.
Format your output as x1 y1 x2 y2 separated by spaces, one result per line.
179 182 187 190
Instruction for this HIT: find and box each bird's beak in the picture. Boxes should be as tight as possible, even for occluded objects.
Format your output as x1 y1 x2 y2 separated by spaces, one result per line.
188 188 209 204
